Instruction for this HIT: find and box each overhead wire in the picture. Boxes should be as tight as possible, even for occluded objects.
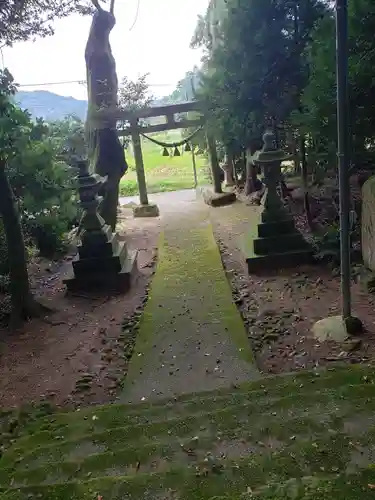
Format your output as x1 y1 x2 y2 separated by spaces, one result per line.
128 0 141 31
17 80 175 88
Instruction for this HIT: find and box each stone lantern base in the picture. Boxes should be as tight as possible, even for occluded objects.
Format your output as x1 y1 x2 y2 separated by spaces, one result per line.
63 224 137 294
246 210 313 273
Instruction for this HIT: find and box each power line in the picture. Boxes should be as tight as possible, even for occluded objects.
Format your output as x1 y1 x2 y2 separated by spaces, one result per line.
18 80 86 87
129 0 141 31
17 79 175 88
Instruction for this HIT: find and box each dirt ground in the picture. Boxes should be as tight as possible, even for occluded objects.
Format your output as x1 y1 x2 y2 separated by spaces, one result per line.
0 208 161 410
213 204 375 376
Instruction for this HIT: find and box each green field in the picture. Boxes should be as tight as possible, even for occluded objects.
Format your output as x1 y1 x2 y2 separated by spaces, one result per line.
120 131 210 197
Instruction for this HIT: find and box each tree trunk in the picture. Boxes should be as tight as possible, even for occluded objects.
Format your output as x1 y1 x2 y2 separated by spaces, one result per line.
88 127 126 230
85 7 128 231
244 148 258 195
0 166 42 325
300 134 314 230
206 133 222 194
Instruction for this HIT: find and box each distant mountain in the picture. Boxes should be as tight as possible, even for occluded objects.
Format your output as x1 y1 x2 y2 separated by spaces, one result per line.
14 76 201 124
15 90 87 121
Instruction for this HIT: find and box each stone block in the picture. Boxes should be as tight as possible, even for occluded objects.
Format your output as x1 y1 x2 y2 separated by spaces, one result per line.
361 175 375 271
73 241 127 277
253 232 310 256
133 204 160 218
78 232 119 259
81 225 112 247
202 189 236 207
357 266 375 293
247 248 314 273
64 249 137 294
257 219 296 238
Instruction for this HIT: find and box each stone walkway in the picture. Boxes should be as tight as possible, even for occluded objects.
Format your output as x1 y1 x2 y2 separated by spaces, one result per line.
120 192 259 403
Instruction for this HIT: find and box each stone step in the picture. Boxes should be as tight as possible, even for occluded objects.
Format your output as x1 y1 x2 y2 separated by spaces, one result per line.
253 232 310 256
257 218 296 238
78 231 119 259
247 248 314 273
1 388 374 488
10 365 368 447
73 240 127 276
2 366 375 499
63 248 137 293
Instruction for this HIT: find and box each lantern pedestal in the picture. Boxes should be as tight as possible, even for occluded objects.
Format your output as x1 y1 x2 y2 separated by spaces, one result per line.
221 160 235 187
200 187 236 207
132 203 160 218
246 132 313 273
63 160 137 293
64 225 137 293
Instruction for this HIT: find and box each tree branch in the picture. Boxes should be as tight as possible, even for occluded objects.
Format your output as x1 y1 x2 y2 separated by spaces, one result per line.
91 0 102 11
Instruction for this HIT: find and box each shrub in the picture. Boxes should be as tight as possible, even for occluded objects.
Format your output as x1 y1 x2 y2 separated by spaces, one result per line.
5 116 78 257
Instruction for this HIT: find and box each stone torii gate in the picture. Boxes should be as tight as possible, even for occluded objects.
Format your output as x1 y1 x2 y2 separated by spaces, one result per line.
95 100 225 216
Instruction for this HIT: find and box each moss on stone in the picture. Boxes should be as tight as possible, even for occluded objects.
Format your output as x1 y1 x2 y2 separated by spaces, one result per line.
122 216 257 394
2 365 375 499
8 363 372 447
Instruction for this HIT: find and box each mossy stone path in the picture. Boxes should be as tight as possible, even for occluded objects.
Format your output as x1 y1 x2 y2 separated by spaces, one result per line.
121 202 258 403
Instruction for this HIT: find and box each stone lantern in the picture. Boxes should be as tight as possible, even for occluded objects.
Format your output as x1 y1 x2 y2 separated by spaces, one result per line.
63 159 137 292
220 155 235 187
246 130 312 272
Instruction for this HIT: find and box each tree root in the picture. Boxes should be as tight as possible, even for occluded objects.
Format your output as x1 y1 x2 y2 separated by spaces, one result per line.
9 296 56 330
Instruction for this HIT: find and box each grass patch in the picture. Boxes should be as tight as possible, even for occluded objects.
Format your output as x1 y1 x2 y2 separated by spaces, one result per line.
120 131 210 196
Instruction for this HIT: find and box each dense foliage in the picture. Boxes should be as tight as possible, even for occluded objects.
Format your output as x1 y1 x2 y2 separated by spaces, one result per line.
0 0 99 322
0 0 96 45
194 0 327 156
297 1 375 172
0 71 77 264
193 0 375 179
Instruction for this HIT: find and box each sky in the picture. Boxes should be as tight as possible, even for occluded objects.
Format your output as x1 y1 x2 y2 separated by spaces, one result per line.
2 0 209 101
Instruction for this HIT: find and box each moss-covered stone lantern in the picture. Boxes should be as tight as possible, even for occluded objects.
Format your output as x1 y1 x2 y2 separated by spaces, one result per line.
63 159 137 293
246 130 313 272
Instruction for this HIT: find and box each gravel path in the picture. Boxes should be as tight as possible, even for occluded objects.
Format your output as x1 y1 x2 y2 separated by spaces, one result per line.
120 193 258 403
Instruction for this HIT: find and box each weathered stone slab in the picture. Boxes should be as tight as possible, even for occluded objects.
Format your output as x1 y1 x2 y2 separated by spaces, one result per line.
357 266 375 293
64 249 137 294
257 219 295 238
247 248 314 273
202 188 236 207
361 175 375 271
133 204 160 218
78 232 119 259
73 241 127 276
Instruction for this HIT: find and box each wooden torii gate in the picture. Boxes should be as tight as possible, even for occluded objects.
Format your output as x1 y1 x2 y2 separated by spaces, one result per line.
102 100 223 209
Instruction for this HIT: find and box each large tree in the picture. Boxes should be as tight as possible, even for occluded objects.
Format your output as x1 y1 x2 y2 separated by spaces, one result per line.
85 0 127 230
195 0 326 158
297 0 375 172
